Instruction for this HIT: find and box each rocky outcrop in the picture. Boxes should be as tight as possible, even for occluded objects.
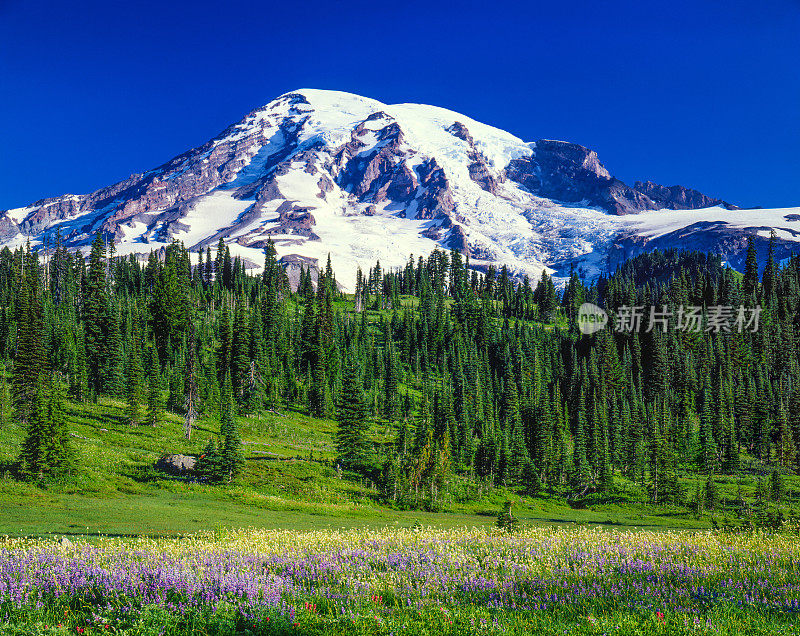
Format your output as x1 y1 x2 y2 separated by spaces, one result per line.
14 100 311 248
634 181 736 211
446 121 475 146
506 140 655 215
276 253 341 291
316 175 334 198
272 202 317 236
334 115 419 204
468 160 499 195
414 158 456 220
447 122 500 195
0 215 19 242
447 224 470 254
156 454 196 475
506 140 735 216
104 137 255 234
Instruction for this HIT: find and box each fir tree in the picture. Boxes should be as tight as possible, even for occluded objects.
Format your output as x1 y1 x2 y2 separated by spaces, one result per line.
103 301 124 396
770 468 785 503
84 232 109 399
521 458 543 496
218 374 244 482
18 380 50 479
43 380 75 477
336 354 371 470
195 437 223 483
742 236 759 299
0 365 10 427
13 250 45 424
704 476 719 511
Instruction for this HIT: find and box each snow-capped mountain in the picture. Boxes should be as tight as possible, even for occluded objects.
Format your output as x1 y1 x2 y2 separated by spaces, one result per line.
2 88 798 288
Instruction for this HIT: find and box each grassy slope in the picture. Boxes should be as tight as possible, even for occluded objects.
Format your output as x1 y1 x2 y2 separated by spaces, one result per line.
1 392 796 537
1 296 796 537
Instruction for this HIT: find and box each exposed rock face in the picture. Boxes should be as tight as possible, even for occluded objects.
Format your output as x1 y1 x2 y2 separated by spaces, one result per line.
316 175 334 198
634 181 736 211
505 140 736 217
156 454 196 475
414 158 456 220
446 121 475 146
447 224 470 254
468 160 500 195
279 254 319 290
507 140 655 215
275 202 317 236
447 122 500 195
0 216 18 242
334 114 419 205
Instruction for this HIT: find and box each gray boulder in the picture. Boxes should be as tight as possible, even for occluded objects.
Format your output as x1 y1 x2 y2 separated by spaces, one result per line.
156 454 196 475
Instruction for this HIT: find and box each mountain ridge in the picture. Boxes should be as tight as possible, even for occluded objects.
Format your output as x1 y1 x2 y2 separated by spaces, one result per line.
2 88 796 288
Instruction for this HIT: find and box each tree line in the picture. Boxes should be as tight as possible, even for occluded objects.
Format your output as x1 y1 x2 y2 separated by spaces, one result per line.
2 230 797 511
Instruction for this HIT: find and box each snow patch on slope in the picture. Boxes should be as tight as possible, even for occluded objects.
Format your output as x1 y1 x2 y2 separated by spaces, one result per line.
623 205 800 239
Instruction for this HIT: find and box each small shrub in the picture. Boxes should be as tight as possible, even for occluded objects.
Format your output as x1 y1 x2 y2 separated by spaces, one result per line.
496 500 519 533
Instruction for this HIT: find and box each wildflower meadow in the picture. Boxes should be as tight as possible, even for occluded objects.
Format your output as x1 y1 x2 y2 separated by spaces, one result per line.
1 526 799 635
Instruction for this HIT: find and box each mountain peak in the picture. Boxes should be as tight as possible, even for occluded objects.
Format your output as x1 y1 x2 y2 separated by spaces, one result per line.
2 87 791 289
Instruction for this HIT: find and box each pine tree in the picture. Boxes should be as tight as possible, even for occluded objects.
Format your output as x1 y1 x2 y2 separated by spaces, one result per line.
383 337 399 420
0 365 11 427
521 457 543 496
742 236 759 299
195 437 223 483
572 391 590 494
216 303 232 384
230 300 250 404
704 476 719 511
308 318 328 417
778 402 797 468
166 365 184 413
691 483 705 515
336 354 371 470
84 232 109 399
769 468 785 503
648 414 666 504
18 373 75 480
761 231 778 308
699 384 717 474
103 301 124 396
723 414 740 474
222 246 233 289
219 374 244 482
12 245 46 425
69 331 89 402
43 379 75 477
18 380 50 479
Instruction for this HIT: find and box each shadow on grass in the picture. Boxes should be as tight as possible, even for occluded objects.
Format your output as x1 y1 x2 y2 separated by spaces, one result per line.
64 404 124 429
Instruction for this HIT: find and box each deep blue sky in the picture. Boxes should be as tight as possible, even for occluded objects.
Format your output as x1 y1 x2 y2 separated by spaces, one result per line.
2 0 799 209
